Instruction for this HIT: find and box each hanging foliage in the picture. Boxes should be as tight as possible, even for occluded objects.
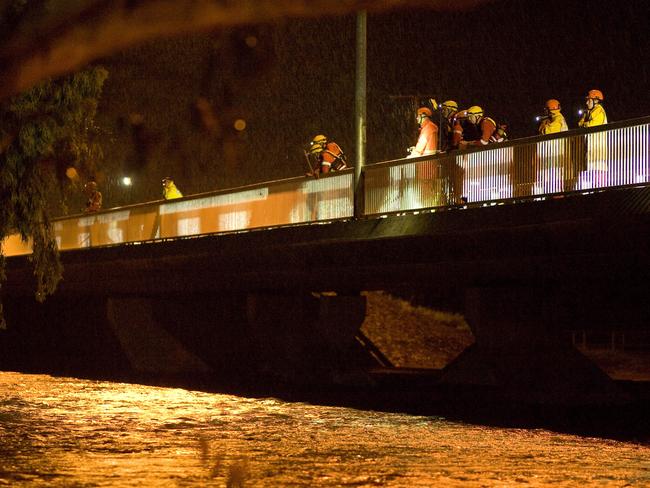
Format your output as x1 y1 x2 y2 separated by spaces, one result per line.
0 66 108 328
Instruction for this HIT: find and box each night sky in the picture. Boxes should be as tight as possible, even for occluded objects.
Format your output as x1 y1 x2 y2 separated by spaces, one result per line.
93 0 649 207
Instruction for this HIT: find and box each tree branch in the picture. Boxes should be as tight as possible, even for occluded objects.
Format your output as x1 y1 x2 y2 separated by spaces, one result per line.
0 0 489 102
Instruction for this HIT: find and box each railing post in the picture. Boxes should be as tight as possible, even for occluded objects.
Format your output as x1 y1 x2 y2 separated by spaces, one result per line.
354 10 367 218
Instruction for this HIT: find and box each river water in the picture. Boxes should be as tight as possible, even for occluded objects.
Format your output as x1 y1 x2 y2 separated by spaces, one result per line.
1 371 649 487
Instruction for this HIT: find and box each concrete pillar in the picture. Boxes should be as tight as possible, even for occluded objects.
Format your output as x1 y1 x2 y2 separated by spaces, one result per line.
440 286 629 406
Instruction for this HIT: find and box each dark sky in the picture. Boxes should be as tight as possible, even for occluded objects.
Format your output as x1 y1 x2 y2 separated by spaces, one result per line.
95 0 650 205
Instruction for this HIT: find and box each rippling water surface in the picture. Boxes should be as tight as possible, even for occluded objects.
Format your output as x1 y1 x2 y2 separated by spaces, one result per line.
1 371 649 487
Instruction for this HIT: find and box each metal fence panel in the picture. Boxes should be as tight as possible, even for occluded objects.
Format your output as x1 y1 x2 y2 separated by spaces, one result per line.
363 118 650 215
2 172 354 256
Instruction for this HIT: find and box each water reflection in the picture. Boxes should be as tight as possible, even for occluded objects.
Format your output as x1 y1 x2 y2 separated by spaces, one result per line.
0 371 649 486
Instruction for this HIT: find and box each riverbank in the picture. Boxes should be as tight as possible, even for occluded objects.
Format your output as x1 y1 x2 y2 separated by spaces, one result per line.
361 291 650 382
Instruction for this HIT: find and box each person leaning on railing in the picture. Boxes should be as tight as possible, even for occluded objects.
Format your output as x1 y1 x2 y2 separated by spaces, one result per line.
457 106 497 148
162 177 183 200
305 134 348 177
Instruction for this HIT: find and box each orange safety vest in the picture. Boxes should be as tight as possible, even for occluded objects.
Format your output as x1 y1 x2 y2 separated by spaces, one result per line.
319 142 347 173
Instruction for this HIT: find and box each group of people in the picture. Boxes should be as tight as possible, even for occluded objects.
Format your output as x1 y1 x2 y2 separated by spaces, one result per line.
305 88 608 176
84 176 183 213
408 89 607 159
85 90 609 213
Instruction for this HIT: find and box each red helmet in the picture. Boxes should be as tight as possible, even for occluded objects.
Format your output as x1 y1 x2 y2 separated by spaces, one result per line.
545 99 561 111
586 89 604 101
417 107 433 117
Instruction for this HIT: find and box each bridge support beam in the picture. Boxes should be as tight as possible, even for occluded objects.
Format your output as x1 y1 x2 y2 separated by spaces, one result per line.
440 286 629 406
0 291 370 388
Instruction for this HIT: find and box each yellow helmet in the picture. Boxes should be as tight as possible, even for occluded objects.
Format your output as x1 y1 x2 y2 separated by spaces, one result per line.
309 134 327 154
467 105 483 116
441 100 458 111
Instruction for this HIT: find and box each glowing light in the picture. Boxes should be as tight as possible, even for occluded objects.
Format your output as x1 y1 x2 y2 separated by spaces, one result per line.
122 177 132 186
65 167 79 180
234 119 247 131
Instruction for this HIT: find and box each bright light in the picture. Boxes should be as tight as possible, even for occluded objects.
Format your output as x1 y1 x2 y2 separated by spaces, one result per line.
65 167 79 180
233 119 247 131
122 176 132 186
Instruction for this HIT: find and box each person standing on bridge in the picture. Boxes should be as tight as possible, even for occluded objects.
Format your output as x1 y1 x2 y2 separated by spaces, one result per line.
407 107 439 158
439 101 466 205
440 100 462 152
578 89 607 128
536 99 569 194
162 177 183 200
538 99 568 135
578 89 608 189
305 134 348 177
84 181 102 212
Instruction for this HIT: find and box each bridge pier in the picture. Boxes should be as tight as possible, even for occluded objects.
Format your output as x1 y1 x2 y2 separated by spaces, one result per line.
440 286 630 406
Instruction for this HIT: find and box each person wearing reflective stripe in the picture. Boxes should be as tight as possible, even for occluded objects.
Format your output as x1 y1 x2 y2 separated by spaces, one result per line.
538 99 568 135
162 177 183 200
307 134 347 175
458 106 497 148
407 107 438 158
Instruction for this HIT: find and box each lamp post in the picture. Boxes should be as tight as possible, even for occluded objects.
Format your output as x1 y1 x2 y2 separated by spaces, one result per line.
354 10 367 217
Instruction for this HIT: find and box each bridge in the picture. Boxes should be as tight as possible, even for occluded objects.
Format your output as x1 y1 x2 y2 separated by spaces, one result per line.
2 117 650 405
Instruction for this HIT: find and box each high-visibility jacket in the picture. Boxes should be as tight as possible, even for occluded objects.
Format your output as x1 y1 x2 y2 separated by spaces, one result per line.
539 111 568 135
409 118 438 157
578 104 607 128
163 182 183 200
318 142 347 173
465 116 497 146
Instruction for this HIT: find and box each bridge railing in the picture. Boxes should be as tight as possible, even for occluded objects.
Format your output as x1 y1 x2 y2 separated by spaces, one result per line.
2 171 354 256
363 116 650 215
3 117 649 256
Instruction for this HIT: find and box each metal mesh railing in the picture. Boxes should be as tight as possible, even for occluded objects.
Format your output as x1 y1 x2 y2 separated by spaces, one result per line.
363 117 650 215
2 171 354 256
3 117 649 256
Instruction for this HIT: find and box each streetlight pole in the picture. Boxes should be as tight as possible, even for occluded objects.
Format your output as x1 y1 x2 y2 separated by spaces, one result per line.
354 10 367 217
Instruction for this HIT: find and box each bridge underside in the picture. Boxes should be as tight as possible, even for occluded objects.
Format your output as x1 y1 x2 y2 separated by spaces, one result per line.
2 186 650 405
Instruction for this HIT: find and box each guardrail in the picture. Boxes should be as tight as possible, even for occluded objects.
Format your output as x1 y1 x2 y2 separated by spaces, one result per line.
363 116 650 215
2 171 354 256
3 117 649 256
